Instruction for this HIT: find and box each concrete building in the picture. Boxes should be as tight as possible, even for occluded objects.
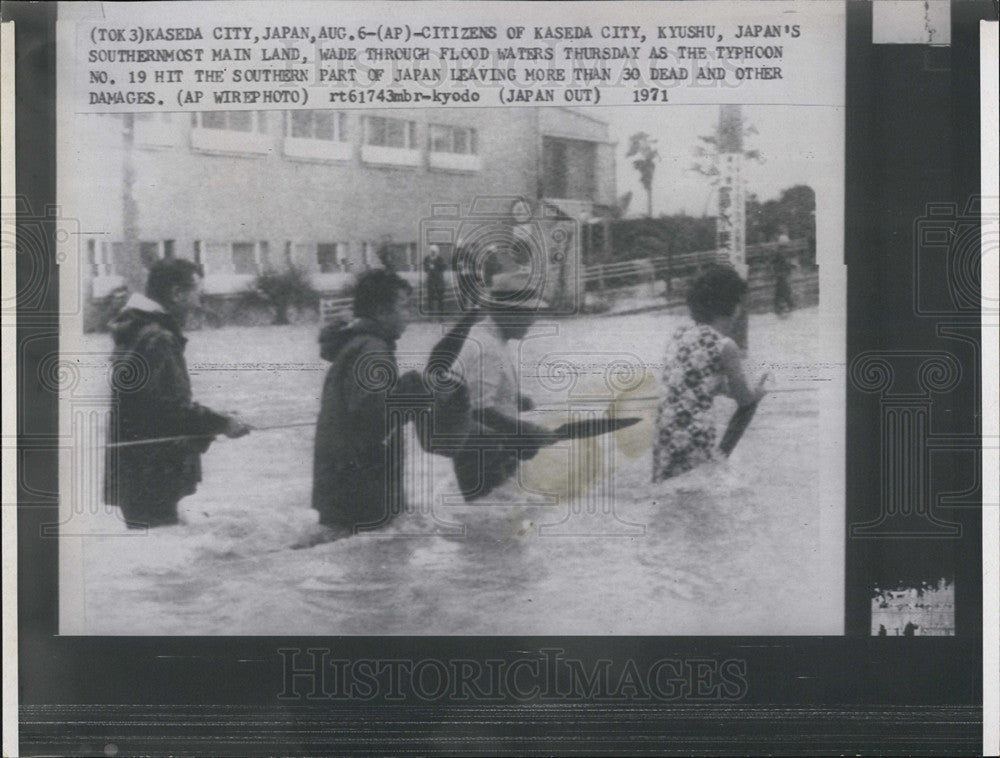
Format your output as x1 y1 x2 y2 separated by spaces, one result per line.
70 107 616 307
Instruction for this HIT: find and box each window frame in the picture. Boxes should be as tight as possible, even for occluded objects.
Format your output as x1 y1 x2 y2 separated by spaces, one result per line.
285 111 349 143
364 115 417 149
282 112 352 162
195 240 268 281
428 123 478 155
428 123 483 172
190 111 270 154
360 116 422 167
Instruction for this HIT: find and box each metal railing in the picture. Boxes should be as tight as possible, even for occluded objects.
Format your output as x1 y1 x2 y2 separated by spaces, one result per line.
318 240 815 322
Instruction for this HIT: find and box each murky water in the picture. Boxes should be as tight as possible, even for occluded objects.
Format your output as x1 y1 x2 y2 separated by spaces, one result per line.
70 309 838 635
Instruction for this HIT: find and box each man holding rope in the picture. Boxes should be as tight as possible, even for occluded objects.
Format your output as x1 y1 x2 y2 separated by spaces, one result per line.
105 259 251 529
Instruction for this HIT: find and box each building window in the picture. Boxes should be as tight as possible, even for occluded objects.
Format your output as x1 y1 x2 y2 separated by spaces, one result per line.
196 241 267 278
88 240 123 297
136 113 171 124
193 111 267 133
283 112 352 162
374 241 418 271
86 239 115 277
364 116 416 149
361 117 421 167
361 242 375 268
430 124 477 155
428 123 481 171
201 242 229 276
287 111 348 142
317 242 350 273
191 112 270 154
542 136 597 201
232 242 257 275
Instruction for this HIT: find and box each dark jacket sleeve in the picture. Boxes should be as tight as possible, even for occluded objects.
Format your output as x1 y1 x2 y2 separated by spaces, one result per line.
129 329 229 438
341 334 399 447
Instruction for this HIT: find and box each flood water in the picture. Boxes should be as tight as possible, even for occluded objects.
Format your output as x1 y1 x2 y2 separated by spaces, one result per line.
66 308 840 635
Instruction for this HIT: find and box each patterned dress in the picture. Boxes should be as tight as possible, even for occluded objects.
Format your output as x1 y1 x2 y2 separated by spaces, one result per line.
652 323 726 481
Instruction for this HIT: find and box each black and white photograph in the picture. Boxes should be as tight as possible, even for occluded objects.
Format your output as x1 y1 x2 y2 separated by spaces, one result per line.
4 0 995 754
54 0 845 636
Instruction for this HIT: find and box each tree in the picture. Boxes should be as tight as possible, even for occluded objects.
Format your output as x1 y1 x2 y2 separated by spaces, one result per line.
689 113 763 182
241 266 318 325
746 185 816 244
776 184 816 241
626 132 660 217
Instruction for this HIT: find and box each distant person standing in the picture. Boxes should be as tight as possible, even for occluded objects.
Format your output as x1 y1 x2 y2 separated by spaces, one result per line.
311 270 412 538
422 244 448 314
771 246 795 316
104 259 251 528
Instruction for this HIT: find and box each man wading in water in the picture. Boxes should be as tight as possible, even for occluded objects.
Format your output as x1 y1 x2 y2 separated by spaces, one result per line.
309 270 413 543
450 266 558 500
105 259 251 528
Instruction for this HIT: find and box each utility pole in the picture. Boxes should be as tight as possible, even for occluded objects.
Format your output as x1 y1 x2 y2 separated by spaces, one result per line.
119 114 144 294
715 105 749 352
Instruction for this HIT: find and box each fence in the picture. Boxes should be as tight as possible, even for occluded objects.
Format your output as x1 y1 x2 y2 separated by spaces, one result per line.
311 240 817 324
318 294 354 323
581 239 818 313
83 240 816 330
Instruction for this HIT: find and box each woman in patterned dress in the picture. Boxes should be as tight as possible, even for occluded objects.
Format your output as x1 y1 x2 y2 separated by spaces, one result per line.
652 265 768 482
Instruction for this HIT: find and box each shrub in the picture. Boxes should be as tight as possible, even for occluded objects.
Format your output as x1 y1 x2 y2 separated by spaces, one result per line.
240 266 318 325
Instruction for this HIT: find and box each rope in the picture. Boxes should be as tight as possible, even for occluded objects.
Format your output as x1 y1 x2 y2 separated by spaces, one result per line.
108 386 821 446
106 421 316 449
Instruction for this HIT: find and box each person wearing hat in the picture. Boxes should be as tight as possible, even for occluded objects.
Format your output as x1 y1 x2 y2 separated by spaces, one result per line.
449 265 557 499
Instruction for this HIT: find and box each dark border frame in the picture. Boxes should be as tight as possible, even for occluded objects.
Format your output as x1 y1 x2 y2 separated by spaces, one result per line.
9 1 991 754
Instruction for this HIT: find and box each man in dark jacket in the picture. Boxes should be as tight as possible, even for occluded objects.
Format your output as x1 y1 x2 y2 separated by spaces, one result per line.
312 269 412 536
104 259 250 528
